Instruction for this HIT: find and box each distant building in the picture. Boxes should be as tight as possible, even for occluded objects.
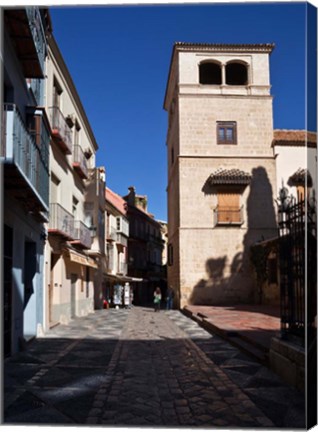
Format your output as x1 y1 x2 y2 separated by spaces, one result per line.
105 187 133 306
123 187 166 305
2 7 52 355
272 130 317 202
84 166 107 309
164 42 278 308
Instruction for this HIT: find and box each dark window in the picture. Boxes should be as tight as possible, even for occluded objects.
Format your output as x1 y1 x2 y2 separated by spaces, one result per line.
225 62 248 85
199 62 222 85
217 121 237 144
171 147 174 165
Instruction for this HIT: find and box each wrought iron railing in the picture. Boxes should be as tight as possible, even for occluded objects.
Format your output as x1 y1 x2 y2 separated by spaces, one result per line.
28 78 44 106
73 220 92 249
26 7 47 75
73 145 88 178
49 203 75 239
278 198 316 346
213 206 244 225
1 103 49 207
48 106 72 154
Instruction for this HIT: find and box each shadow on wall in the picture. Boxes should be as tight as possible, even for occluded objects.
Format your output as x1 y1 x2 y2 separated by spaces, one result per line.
189 167 277 306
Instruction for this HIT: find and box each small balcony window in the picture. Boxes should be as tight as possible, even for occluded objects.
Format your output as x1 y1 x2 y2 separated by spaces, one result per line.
217 121 237 145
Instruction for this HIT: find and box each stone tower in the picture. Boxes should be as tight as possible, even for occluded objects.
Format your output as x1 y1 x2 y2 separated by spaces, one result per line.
164 43 277 308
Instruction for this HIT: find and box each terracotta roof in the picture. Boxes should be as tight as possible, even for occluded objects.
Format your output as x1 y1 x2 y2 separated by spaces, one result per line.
174 42 275 53
288 168 313 187
105 187 127 215
272 130 317 148
207 168 252 185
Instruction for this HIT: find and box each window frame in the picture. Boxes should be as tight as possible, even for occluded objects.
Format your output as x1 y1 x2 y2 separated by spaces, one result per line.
214 188 244 226
217 121 237 145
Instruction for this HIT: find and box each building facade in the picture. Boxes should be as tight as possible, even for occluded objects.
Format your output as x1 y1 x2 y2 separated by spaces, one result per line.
2 7 52 355
164 43 278 308
123 186 166 305
273 130 317 202
105 187 132 306
43 35 99 329
84 166 107 309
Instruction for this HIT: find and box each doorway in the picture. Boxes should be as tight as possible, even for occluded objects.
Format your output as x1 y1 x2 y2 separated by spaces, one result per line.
4 224 13 357
71 273 77 318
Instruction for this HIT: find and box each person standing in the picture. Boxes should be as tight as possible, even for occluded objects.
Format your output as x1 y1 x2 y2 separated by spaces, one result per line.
166 286 174 310
153 287 162 312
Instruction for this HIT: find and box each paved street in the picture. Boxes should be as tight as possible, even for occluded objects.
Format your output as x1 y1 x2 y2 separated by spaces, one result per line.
3 307 305 427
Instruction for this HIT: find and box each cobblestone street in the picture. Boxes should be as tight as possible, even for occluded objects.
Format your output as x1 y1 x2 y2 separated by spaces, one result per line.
3 307 305 427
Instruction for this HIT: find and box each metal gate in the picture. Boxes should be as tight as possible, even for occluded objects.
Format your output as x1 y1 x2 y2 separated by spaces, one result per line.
278 198 316 346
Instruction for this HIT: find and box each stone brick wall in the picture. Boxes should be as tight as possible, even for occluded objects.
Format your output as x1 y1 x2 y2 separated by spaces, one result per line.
165 45 278 308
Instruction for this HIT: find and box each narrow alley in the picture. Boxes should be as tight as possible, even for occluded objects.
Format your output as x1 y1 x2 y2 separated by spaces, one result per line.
3 307 305 428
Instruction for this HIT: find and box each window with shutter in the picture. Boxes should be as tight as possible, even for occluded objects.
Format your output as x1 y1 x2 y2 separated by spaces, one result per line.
216 191 242 224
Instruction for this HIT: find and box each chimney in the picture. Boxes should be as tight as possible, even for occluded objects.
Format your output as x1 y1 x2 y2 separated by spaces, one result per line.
127 186 136 206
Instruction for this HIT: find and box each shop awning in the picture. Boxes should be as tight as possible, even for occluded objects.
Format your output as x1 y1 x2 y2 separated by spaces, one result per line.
64 248 98 268
104 273 144 283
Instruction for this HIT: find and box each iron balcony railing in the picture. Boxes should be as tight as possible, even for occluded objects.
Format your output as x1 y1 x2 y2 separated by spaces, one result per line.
48 106 72 154
73 145 88 179
49 203 75 239
28 78 44 106
26 7 47 75
213 206 244 226
1 103 49 208
73 220 92 249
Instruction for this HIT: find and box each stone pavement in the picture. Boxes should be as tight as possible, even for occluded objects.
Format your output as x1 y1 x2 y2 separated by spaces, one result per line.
3 307 305 428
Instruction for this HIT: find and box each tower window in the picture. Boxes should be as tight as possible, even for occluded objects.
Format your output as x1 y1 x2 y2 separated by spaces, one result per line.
225 62 248 85
217 121 237 144
199 62 222 85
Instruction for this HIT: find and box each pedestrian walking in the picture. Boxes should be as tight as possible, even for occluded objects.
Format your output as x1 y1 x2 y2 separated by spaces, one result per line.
166 286 174 310
153 287 162 312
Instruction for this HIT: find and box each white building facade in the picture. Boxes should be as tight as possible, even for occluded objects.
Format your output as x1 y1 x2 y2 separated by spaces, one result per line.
43 35 99 329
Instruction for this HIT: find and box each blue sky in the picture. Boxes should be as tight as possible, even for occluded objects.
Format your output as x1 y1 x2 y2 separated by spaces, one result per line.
50 2 315 221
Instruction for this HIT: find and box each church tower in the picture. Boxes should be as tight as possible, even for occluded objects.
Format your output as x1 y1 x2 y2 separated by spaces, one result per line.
164 43 277 308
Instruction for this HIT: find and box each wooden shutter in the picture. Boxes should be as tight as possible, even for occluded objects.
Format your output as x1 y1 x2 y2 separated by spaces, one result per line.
217 192 240 223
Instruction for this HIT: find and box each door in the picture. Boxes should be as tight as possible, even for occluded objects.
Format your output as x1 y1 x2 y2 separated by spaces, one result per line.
4 224 13 357
49 253 59 325
71 273 77 318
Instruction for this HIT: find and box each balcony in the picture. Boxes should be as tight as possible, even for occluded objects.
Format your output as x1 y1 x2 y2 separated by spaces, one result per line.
27 78 44 107
214 206 244 226
1 103 49 214
118 262 128 275
4 8 47 78
48 203 74 239
106 253 114 273
73 145 88 179
71 220 92 249
107 227 117 242
48 106 72 154
116 233 128 247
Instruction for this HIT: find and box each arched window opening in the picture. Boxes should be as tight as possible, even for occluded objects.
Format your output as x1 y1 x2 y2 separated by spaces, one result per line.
225 62 248 85
199 62 222 85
